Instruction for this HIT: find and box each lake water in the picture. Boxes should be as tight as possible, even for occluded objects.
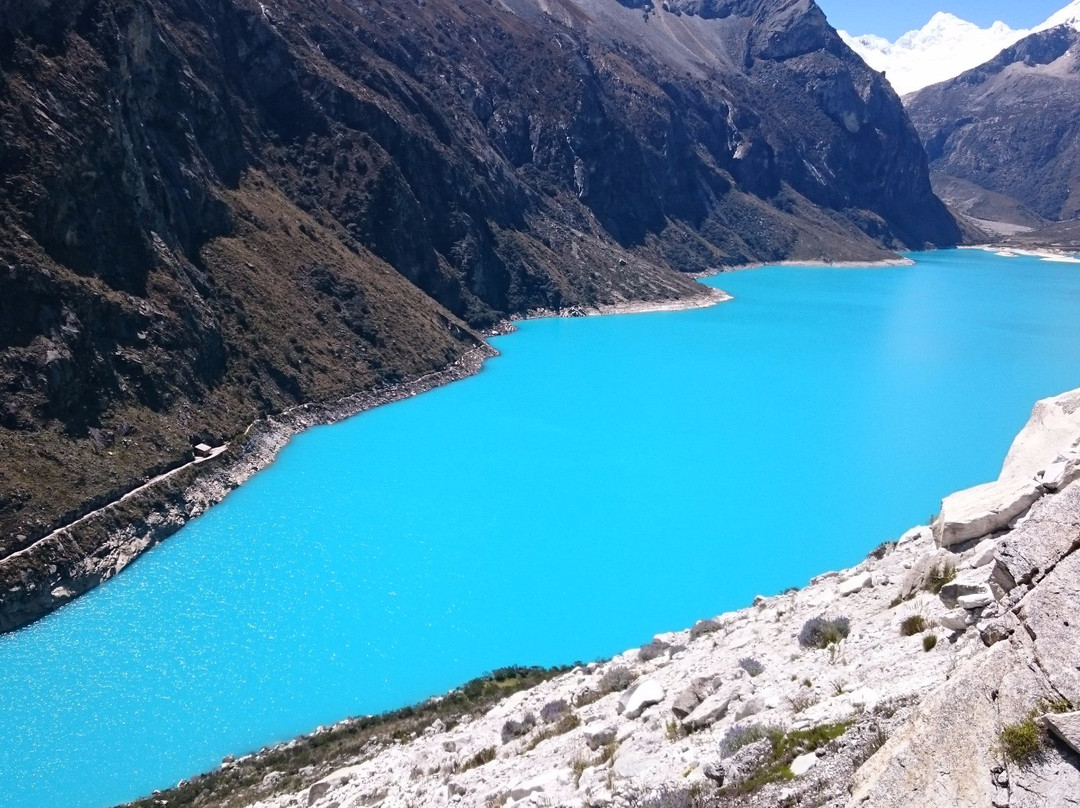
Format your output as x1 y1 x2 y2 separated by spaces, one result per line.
2 249 1080 808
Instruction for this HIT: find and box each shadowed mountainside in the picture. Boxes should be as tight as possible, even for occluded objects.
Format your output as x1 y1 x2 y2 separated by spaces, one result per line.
0 0 957 595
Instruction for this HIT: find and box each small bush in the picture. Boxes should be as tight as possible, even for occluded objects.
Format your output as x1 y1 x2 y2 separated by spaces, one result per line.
719 720 852 797
690 619 721 640
925 562 956 595
789 692 818 713
540 699 569 723
599 666 637 694
500 712 536 744
798 615 851 649
521 713 580 752
867 541 896 561
719 723 782 758
739 657 765 677
462 746 497 770
638 640 670 662
1000 719 1043 766
922 634 938 652
900 615 927 636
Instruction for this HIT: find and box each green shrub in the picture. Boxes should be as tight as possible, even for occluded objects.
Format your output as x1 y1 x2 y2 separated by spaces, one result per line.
638 640 670 662
462 746 497 771
690 619 721 640
719 720 852 796
798 615 851 649
739 657 765 677
925 562 956 594
900 615 927 636
599 666 637 694
1000 719 1043 766
922 634 938 652
718 723 782 758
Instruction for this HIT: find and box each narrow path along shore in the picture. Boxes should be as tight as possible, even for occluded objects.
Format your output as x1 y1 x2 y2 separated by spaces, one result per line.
0 286 728 635
126 387 1080 808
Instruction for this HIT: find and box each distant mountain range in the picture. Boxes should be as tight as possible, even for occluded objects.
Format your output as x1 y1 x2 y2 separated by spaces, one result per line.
904 21 1080 239
839 1 1080 94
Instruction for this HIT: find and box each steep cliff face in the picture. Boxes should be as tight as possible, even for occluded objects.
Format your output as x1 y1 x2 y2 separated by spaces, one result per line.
906 25 1080 226
0 0 957 579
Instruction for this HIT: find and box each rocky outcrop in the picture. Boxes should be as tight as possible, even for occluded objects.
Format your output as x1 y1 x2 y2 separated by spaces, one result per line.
126 388 1080 808
906 25 1080 227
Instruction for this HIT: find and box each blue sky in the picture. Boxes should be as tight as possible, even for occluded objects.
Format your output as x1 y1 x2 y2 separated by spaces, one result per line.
820 0 1067 39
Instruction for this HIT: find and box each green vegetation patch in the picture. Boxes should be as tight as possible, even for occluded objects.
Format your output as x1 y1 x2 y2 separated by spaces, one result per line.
999 719 1043 766
120 665 572 808
798 615 851 649
719 720 853 797
925 562 956 595
900 615 927 636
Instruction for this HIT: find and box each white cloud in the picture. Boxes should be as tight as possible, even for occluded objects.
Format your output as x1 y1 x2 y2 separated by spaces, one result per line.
838 1 1080 96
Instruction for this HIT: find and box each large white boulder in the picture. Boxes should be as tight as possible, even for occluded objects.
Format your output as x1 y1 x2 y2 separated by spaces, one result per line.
617 679 665 719
934 476 1042 548
1001 389 1080 481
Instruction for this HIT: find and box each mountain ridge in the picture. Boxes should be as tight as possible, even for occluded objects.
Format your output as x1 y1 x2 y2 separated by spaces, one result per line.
840 0 1080 94
905 23 1080 230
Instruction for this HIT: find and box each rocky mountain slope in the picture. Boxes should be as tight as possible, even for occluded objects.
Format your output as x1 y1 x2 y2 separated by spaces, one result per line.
0 0 958 629
905 23 1080 233
121 388 1080 808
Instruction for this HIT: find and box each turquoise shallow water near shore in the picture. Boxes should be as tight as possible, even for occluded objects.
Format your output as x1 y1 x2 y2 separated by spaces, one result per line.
3 249 1080 808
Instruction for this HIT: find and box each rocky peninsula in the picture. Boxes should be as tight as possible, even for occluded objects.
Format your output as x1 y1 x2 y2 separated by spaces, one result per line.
125 388 1080 808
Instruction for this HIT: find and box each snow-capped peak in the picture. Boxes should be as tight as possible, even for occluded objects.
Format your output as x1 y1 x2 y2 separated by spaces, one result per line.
838 1 1080 96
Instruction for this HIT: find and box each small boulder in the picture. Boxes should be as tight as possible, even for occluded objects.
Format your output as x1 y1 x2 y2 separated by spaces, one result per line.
584 724 617 750
671 681 710 719
958 586 995 610
940 608 974 632
508 767 571 801
683 688 735 730
790 752 818 777
618 679 665 719
837 572 872 597
1043 711 1080 756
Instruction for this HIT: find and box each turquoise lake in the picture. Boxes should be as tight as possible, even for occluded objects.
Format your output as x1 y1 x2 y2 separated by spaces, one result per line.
3 248 1080 807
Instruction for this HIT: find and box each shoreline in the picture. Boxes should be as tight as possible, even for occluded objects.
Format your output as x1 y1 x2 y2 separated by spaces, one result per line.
961 244 1080 263
122 387 1080 808
0 285 731 635
702 255 916 275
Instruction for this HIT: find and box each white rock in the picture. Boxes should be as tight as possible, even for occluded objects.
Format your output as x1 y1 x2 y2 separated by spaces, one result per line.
508 767 571 801
934 476 1042 548
897 525 930 546
1043 711 1080 757
940 609 974 631
617 679 665 719
1001 389 1080 481
307 766 364 806
963 538 998 569
958 586 994 610
681 689 734 730
726 627 756 649
837 572 872 596
584 724 616 750
790 752 818 777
